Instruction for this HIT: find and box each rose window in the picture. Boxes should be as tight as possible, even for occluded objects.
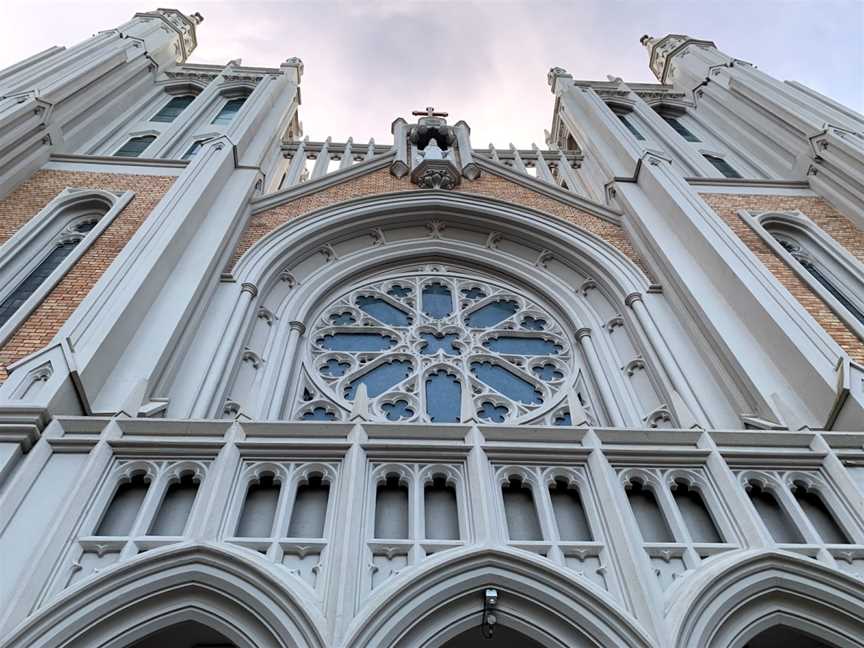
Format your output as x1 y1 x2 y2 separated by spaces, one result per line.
304 271 574 424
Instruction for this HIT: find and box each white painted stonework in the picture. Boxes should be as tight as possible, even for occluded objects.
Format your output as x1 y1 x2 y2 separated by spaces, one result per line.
1 10 864 648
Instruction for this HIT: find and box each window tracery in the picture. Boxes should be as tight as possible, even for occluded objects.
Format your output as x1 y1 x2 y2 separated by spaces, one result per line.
303 271 574 424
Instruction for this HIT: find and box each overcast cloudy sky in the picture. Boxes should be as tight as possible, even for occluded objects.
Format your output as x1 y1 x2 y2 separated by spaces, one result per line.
3 1 863 147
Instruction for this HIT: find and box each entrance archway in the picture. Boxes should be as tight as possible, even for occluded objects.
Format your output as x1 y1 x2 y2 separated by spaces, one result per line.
441 626 545 648
128 620 236 648
743 625 835 648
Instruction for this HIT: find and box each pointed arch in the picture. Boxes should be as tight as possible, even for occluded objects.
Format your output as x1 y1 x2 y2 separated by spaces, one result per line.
343 547 655 648
0 543 326 648
670 550 864 648
234 190 650 300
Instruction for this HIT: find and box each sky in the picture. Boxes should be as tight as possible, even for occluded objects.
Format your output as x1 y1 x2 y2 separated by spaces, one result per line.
2 1 863 148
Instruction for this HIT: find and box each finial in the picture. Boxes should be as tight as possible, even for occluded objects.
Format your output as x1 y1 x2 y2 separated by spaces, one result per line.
190 11 204 24
547 67 571 89
640 34 654 46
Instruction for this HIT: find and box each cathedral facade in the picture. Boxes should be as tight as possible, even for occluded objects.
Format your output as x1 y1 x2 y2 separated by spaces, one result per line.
1 8 864 647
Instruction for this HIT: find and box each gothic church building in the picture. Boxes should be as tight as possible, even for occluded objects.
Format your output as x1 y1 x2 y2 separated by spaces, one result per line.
2 8 864 648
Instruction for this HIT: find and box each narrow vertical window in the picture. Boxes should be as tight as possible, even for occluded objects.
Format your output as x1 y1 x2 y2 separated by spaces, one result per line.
792 484 850 544
236 474 280 537
424 475 459 540
375 474 409 539
703 154 742 178
502 476 542 541
288 474 330 538
549 478 593 541
0 240 78 328
626 479 673 542
776 239 864 326
96 473 149 536
746 481 803 543
212 97 247 125
114 135 156 158
151 95 195 123
618 114 645 140
672 480 722 543
149 473 199 536
662 115 700 141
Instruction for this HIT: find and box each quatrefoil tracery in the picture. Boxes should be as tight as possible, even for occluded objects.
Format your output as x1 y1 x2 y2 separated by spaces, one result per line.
307 272 574 424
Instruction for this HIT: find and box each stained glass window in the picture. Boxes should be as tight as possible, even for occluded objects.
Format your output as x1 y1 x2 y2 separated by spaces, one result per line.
114 135 156 158
307 272 573 424
0 241 78 327
151 95 195 123
212 97 247 125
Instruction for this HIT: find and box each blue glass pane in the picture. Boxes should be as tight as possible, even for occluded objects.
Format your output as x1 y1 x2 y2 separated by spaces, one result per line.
461 287 486 300
114 135 156 158
422 283 452 318
533 364 563 381
212 97 247 125
465 300 518 328
471 361 542 404
425 370 461 422
318 332 394 352
383 399 414 421
152 95 194 123
387 285 412 299
554 412 572 426
345 360 412 398
419 332 460 355
302 407 336 421
478 401 508 423
330 312 356 325
0 241 78 327
320 359 350 377
484 336 561 355
356 296 411 326
521 316 546 331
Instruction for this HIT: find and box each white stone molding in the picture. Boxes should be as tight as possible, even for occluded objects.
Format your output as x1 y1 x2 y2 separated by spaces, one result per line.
343 548 655 647
0 543 328 648
668 550 864 648
741 209 864 342
0 189 131 348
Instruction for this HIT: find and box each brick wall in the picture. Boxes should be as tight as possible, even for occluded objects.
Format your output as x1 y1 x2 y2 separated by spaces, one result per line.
0 170 175 379
701 192 864 363
229 167 649 275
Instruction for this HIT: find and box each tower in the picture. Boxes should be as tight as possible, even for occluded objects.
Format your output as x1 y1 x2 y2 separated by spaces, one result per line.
0 12 863 648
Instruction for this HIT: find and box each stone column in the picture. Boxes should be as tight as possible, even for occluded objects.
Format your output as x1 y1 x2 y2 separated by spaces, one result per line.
625 292 709 427
576 328 625 427
266 320 306 420
191 282 258 418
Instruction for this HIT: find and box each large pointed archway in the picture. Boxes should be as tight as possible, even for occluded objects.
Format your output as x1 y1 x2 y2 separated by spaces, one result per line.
669 551 864 648
342 548 654 648
0 544 327 648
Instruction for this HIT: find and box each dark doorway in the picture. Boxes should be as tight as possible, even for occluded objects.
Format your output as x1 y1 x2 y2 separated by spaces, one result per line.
127 620 236 648
442 625 546 647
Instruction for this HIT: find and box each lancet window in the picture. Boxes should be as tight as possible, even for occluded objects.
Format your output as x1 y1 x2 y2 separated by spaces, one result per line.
56 461 207 590
741 471 860 548
0 194 111 335
301 271 575 425
768 227 864 327
225 461 336 590
496 466 609 592
621 468 733 589
212 96 248 125
365 463 466 594
151 95 195 123
114 135 156 157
